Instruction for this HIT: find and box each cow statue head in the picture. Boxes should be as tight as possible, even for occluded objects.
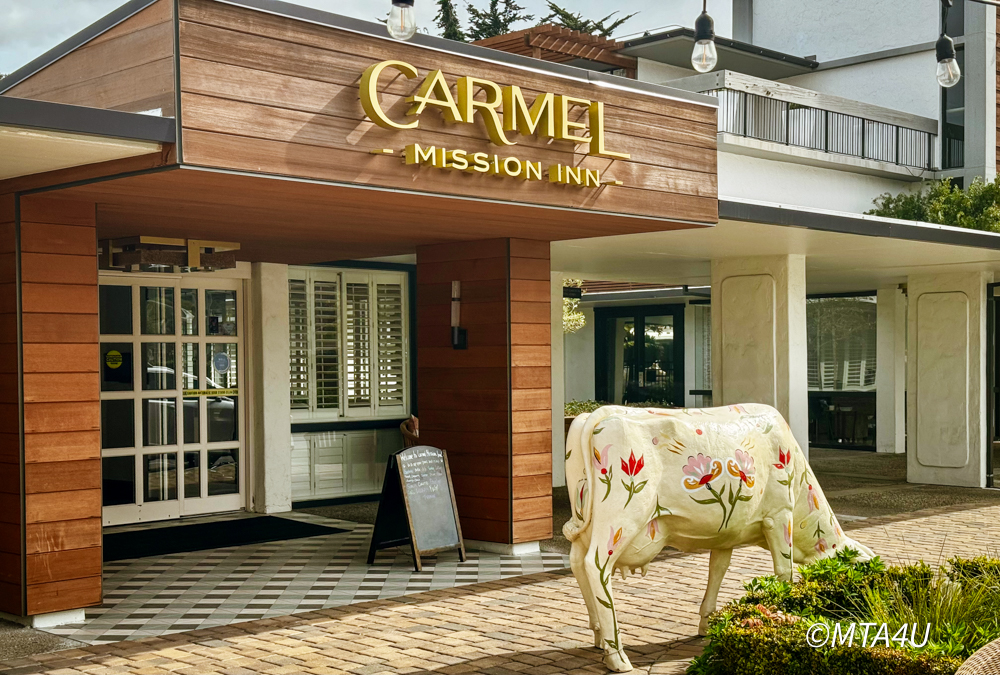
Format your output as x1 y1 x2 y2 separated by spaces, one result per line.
788 465 875 564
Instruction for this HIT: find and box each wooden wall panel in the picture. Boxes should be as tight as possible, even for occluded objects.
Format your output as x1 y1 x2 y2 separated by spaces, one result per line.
0 195 21 615
176 0 717 226
417 239 512 542
417 238 552 545
509 240 552 542
5 0 176 116
16 195 102 617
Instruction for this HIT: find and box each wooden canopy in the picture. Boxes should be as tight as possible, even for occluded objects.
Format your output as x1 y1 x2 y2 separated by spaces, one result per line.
474 24 637 77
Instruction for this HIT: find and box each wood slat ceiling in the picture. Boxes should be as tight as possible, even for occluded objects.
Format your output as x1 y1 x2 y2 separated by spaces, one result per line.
47 167 709 265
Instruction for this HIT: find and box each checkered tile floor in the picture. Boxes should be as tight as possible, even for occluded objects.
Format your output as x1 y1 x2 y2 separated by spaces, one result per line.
42 511 568 645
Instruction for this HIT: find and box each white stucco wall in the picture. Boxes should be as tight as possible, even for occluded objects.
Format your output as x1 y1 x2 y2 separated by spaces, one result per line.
876 286 906 454
753 0 937 61
250 262 292 513
636 57 696 85
718 152 918 214
564 306 596 403
711 255 809 453
907 271 993 488
781 51 939 120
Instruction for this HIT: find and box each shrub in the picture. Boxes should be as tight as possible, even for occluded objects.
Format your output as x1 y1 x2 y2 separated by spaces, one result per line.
688 552 1000 675
867 177 1000 232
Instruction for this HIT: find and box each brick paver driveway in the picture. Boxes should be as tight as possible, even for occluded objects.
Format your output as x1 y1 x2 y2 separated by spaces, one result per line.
3 503 997 675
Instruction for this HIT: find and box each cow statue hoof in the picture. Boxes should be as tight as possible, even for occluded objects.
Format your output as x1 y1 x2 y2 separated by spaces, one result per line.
698 617 710 637
604 649 633 673
592 629 602 648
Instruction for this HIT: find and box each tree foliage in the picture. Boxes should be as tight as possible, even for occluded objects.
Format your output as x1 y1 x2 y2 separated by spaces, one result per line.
466 0 534 41
867 177 1000 232
435 0 466 41
563 278 586 334
539 2 638 36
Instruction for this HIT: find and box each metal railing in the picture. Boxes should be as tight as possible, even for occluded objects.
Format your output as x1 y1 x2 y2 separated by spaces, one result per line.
707 89 935 170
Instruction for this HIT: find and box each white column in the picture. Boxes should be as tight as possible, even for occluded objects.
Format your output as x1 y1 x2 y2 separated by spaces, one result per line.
249 262 292 512
711 255 809 453
876 286 906 454
907 271 992 487
551 272 566 488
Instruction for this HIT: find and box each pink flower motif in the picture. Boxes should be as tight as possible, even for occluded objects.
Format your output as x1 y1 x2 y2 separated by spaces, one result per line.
807 485 821 513
621 450 644 477
593 444 611 476
647 518 660 541
682 454 723 490
607 526 624 556
783 520 793 548
575 479 588 514
652 437 659 445
726 448 756 488
815 538 828 554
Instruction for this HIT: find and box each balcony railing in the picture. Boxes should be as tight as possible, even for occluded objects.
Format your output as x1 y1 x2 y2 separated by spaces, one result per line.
668 71 939 172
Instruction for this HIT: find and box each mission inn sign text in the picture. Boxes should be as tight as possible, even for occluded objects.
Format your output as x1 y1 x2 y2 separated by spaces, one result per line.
360 60 629 188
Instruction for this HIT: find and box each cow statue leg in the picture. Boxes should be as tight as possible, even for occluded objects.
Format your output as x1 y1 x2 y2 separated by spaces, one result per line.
698 548 733 636
762 512 794 582
569 538 604 647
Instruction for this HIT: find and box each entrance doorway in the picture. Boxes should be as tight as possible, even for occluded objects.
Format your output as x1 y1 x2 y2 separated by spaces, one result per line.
594 305 685 407
99 273 245 525
987 283 999 488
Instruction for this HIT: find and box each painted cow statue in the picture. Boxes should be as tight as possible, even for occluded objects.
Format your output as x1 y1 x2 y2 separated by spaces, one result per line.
563 404 875 672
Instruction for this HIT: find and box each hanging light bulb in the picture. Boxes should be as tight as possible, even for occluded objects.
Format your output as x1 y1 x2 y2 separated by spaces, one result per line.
387 0 417 41
935 33 961 87
691 5 718 73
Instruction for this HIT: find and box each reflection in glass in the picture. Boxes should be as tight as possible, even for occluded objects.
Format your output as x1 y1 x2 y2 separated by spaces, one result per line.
642 315 675 406
206 343 237 389
181 288 198 336
142 342 176 390
101 342 134 392
183 397 200 444
205 290 237 336
99 285 132 335
142 398 176 446
141 287 175 335
208 395 238 443
612 317 635 405
181 343 199 391
102 456 135 506
208 449 238 495
184 450 200 499
101 399 134 449
143 453 177 502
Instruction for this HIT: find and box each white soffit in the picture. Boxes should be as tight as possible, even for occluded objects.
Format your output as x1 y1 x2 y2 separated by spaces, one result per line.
552 219 1000 294
0 125 161 180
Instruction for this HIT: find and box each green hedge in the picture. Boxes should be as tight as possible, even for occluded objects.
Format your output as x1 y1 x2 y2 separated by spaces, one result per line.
688 550 999 675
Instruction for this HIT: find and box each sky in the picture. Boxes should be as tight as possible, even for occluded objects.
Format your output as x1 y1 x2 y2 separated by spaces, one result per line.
0 0 733 76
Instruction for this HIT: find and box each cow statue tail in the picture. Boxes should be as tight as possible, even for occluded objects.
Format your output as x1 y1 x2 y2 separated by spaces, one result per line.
562 408 616 542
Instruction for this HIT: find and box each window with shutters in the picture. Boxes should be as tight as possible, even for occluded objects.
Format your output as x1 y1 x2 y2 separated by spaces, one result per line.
806 296 877 391
288 268 409 421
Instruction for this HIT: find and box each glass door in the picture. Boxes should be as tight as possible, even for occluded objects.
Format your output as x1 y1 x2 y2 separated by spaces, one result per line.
595 305 685 407
99 274 245 526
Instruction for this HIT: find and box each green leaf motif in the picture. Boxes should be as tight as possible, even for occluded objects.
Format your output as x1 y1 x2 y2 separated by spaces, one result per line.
691 497 720 505
593 427 604 435
737 495 754 502
634 481 647 493
597 597 612 609
565 449 572 460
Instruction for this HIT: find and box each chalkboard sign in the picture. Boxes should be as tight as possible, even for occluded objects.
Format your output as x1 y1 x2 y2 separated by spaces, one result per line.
367 446 466 571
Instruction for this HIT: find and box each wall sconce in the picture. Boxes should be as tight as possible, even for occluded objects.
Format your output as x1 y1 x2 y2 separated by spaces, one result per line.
451 280 467 350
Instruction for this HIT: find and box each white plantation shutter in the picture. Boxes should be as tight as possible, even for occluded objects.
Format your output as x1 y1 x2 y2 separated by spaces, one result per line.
344 279 372 413
375 280 406 414
313 280 340 410
288 279 309 409
289 267 408 421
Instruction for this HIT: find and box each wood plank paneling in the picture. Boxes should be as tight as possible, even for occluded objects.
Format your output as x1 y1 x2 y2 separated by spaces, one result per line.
0 197 20 616
26 575 102 616
176 0 717 225
26 519 101 556
5 0 175 116
15 197 102 618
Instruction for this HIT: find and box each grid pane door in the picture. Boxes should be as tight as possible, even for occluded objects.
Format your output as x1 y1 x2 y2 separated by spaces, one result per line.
99 274 245 526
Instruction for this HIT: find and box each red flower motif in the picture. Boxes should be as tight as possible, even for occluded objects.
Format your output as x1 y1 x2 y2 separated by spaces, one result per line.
621 450 644 477
696 429 703 435
774 447 791 470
